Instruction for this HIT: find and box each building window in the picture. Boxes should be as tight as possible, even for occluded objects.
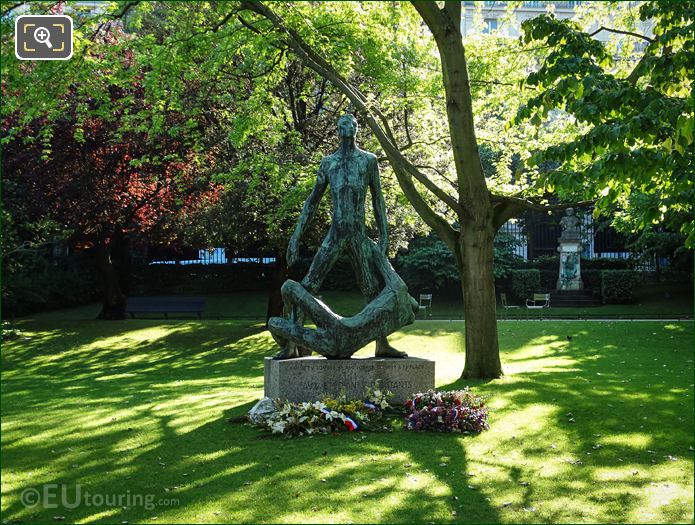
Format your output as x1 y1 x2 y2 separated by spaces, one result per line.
483 18 498 34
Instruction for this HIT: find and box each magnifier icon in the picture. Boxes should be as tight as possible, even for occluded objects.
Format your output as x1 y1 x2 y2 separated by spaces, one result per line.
33 26 52 48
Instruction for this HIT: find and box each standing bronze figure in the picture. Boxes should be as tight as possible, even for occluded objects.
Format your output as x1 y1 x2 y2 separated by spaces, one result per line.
269 114 418 359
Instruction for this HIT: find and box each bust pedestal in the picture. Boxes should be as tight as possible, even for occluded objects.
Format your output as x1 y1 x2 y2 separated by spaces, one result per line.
557 240 583 290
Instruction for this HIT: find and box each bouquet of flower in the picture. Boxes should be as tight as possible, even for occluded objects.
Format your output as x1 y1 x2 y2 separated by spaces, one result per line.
251 385 393 438
404 388 489 433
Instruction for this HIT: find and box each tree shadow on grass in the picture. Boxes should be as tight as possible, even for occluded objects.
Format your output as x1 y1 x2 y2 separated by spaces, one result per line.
2 319 501 523
3 405 500 523
2 319 692 523
439 322 694 522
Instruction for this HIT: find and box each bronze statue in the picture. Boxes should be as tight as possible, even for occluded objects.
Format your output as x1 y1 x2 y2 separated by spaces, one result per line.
270 113 417 359
269 242 418 358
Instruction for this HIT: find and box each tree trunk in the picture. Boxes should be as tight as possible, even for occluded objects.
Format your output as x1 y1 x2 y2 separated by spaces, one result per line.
459 221 503 379
96 239 127 320
266 248 288 326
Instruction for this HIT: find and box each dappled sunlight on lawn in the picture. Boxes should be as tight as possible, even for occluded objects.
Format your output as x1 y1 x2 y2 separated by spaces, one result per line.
2 318 693 523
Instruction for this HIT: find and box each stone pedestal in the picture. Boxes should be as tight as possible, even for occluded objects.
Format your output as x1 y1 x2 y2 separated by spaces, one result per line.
264 356 435 404
557 240 583 290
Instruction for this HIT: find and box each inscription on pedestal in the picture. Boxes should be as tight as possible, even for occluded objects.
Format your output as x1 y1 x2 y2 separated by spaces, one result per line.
264 356 435 404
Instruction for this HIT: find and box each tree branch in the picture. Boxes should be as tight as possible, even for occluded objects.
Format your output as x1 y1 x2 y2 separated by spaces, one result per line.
589 26 654 44
625 52 649 85
411 2 447 39
1 1 24 17
236 12 262 34
469 79 537 91
237 0 461 250
490 193 596 228
414 164 459 190
443 1 461 33
90 1 141 39
412 1 490 222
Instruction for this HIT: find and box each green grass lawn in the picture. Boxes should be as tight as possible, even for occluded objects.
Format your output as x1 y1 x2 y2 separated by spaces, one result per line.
2 313 693 523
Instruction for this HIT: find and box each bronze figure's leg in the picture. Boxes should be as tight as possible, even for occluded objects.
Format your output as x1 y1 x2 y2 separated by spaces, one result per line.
273 231 346 359
349 237 408 358
301 229 346 294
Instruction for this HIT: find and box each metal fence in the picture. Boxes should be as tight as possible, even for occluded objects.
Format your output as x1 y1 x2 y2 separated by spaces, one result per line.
148 248 276 266
498 215 637 262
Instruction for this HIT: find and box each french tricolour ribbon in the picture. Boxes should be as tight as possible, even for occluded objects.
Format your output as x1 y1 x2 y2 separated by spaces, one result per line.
344 417 358 431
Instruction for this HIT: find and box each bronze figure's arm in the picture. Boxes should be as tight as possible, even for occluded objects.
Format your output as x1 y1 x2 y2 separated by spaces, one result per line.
369 156 389 254
287 162 328 267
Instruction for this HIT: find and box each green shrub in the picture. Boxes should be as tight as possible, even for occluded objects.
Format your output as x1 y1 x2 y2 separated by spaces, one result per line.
510 269 541 301
539 269 557 290
321 256 358 291
493 234 524 279
582 269 602 294
395 235 459 293
585 258 631 270
2 251 101 317
601 270 640 304
131 263 271 295
396 233 521 294
525 255 560 271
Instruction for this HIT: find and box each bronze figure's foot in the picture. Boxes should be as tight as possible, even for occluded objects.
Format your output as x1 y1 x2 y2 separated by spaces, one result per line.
298 345 313 357
273 345 300 360
375 340 408 358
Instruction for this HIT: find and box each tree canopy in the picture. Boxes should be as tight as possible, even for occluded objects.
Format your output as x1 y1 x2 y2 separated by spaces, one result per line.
513 1 694 246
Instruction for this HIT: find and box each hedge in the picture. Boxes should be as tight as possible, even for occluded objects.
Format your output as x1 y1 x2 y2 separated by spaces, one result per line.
131 263 271 295
2 252 101 317
538 269 556 290
510 269 541 301
582 269 602 294
600 270 641 304
516 256 631 271
130 257 361 296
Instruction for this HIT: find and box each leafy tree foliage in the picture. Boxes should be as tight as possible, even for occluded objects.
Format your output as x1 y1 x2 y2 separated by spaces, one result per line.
227 1 606 377
6 1 686 378
2 6 219 318
396 233 522 295
513 1 694 246
2 1 427 320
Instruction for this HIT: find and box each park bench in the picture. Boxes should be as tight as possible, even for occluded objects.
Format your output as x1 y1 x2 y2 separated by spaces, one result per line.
126 297 206 319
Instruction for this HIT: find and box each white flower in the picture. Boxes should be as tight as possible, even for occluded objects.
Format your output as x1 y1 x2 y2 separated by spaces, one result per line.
380 400 389 409
323 410 340 422
271 420 287 434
